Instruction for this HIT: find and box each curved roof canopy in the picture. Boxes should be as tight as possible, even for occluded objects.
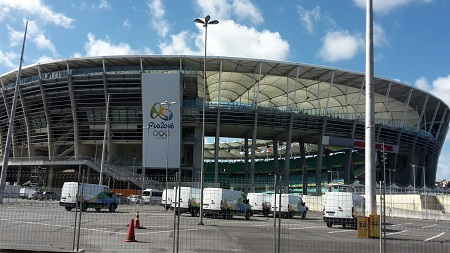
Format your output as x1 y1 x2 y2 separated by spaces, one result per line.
0 55 447 133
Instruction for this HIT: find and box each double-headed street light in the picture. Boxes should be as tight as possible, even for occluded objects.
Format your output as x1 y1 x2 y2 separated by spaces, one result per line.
194 15 219 226
161 101 176 211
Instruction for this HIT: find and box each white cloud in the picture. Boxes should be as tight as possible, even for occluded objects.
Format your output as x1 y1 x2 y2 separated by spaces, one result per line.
33 55 55 65
123 19 131 28
0 0 74 28
7 21 59 57
7 24 24 47
353 0 433 14
33 34 57 56
231 0 263 25
194 0 263 25
415 74 450 107
148 0 169 37
98 0 111 10
159 31 198 55
160 20 289 61
85 33 136 56
297 6 321 33
414 76 429 91
437 149 450 181
317 30 364 62
0 49 17 70
71 52 83 58
373 23 388 47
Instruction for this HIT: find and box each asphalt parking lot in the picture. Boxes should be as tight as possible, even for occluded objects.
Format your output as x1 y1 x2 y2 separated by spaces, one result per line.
0 200 449 252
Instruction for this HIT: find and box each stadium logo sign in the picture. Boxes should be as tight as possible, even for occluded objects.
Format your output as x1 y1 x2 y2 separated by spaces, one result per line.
148 102 175 139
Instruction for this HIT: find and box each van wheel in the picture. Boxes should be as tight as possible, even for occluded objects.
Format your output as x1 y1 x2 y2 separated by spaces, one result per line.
343 224 347 229
81 203 88 212
326 222 333 228
191 208 199 217
109 203 117 212
65 207 73 211
245 211 251 220
95 208 101 212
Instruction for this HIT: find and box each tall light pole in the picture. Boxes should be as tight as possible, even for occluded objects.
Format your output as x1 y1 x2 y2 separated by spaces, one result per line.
0 22 28 205
365 0 376 216
142 123 151 192
194 15 219 225
161 101 176 211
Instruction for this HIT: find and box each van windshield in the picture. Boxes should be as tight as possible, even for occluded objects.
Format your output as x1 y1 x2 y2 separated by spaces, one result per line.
142 191 150 196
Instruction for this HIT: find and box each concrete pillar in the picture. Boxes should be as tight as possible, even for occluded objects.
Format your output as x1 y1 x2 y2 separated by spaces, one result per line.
16 166 22 185
47 166 54 188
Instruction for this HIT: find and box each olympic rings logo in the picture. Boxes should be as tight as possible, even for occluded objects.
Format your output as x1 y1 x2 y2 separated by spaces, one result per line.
150 102 174 121
153 130 170 139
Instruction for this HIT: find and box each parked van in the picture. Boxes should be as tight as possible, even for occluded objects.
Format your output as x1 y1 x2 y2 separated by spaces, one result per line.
161 188 174 210
271 194 307 218
142 189 163 204
202 187 252 220
19 187 36 199
171 187 201 216
247 192 271 216
59 182 118 212
322 192 365 228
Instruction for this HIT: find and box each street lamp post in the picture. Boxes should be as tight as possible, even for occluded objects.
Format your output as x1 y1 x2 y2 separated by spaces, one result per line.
161 101 176 211
142 123 151 191
194 15 219 226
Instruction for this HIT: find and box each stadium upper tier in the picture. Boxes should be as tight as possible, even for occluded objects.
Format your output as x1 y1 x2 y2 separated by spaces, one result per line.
0 55 448 186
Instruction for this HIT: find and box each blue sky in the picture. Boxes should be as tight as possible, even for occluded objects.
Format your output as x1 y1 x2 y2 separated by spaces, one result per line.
0 0 449 180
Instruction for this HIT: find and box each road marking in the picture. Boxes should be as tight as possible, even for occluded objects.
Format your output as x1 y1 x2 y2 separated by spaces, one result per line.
424 232 445 242
391 223 412 226
422 224 437 229
328 230 354 234
387 230 407 236
252 224 272 227
140 228 200 235
290 226 320 230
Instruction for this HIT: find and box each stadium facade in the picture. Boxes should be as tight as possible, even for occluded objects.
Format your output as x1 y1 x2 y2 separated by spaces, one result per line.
0 55 448 191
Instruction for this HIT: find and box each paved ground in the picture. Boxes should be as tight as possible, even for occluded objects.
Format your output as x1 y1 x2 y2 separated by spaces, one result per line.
0 199 449 252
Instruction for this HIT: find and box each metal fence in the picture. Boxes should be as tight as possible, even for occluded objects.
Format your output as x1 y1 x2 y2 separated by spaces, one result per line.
1 173 450 253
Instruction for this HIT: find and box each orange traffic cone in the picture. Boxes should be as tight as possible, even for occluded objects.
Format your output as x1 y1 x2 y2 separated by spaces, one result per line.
125 219 136 242
135 210 145 229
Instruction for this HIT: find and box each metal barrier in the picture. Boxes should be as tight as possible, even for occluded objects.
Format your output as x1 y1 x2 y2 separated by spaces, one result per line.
1 174 450 252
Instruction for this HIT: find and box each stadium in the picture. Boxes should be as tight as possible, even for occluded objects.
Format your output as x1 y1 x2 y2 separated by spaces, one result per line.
0 55 448 193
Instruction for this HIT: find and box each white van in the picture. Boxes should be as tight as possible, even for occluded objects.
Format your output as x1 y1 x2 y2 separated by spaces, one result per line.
271 194 307 218
142 189 163 204
59 182 118 212
202 187 252 220
322 192 365 228
161 188 174 210
171 187 201 216
247 192 271 216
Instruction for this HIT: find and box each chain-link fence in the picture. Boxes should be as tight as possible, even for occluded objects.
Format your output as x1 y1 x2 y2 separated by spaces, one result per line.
1 172 450 252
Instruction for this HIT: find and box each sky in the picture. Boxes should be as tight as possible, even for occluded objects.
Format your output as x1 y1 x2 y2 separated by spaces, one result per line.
0 0 450 181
